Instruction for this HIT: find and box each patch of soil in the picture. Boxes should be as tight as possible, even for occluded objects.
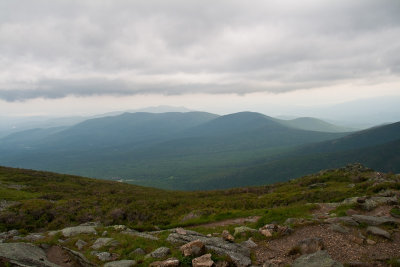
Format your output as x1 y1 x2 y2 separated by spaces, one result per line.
197 216 260 228
255 224 400 266
46 246 77 267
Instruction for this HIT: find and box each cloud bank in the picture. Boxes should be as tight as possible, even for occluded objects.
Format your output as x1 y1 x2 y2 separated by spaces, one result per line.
0 0 399 101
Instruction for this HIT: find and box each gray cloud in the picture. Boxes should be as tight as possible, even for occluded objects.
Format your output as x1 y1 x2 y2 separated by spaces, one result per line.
0 0 399 101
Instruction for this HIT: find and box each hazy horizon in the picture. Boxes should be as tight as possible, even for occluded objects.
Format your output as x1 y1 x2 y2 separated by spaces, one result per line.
1 0 399 127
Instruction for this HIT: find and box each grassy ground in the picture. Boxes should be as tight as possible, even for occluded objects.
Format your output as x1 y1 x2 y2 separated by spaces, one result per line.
0 164 398 233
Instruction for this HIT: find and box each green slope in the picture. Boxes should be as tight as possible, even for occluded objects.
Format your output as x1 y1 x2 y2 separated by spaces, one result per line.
0 164 396 232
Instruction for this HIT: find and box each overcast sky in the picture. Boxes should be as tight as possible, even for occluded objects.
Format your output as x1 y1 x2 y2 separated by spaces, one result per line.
0 0 399 118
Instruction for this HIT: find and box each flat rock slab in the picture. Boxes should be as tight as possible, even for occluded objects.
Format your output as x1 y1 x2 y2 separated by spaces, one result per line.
0 242 60 267
292 250 343 267
122 229 159 240
104 260 137 267
91 237 115 249
167 229 251 267
366 226 391 239
61 226 97 237
351 215 398 226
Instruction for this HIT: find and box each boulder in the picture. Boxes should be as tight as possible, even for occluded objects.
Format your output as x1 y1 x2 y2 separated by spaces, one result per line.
150 247 171 259
292 250 343 267
149 257 180 267
61 225 97 237
91 238 119 249
180 239 206 257
351 215 397 226
297 237 324 255
104 260 137 267
167 229 251 267
366 226 391 239
0 242 59 267
221 230 234 242
48 246 95 267
234 226 257 236
192 253 214 267
75 239 88 250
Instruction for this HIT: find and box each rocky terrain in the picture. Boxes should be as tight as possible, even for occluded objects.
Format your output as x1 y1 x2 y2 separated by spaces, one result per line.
1 164 400 266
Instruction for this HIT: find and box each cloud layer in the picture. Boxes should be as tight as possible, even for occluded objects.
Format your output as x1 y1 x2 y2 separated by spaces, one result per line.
1 0 399 101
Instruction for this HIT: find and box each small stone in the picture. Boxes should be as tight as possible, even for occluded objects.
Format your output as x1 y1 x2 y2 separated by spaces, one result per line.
192 253 214 267
180 239 206 257
75 239 87 250
91 238 116 249
150 247 171 259
366 239 376 245
102 231 108 237
206 234 212 237
113 225 127 231
175 228 187 235
95 251 119 261
241 238 257 248
221 230 234 242
129 248 146 256
61 226 97 237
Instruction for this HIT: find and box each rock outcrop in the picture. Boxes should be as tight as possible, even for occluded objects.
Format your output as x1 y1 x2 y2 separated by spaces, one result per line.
167 229 251 266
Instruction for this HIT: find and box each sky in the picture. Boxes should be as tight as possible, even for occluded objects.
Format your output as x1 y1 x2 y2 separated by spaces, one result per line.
0 0 400 119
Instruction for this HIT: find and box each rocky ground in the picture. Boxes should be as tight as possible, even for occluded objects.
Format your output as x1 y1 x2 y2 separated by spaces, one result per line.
1 166 400 266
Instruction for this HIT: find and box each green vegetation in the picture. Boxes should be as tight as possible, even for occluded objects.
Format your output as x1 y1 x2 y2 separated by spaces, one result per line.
0 163 395 233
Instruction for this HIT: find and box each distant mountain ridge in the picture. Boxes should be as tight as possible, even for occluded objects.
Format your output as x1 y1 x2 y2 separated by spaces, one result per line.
0 111 398 190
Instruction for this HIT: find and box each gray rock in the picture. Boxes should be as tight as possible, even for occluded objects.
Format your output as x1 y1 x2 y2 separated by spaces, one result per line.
192 253 214 267
325 216 359 226
61 225 97 237
75 239 88 250
292 250 343 267
129 248 146 256
0 229 19 239
366 226 391 239
351 215 398 226
149 257 180 267
122 229 159 240
24 233 45 241
329 224 349 234
297 237 324 255
0 200 19 212
234 226 257 236
180 239 206 257
150 247 171 259
241 238 257 249
91 238 118 249
93 251 119 262
61 247 96 267
104 260 137 267
102 231 108 237
167 229 251 267
0 242 59 267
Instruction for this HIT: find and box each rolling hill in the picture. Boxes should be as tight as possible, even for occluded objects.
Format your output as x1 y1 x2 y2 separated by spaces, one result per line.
0 111 349 190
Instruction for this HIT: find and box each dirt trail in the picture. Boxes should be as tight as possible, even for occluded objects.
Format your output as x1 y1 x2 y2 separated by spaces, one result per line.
255 224 400 266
